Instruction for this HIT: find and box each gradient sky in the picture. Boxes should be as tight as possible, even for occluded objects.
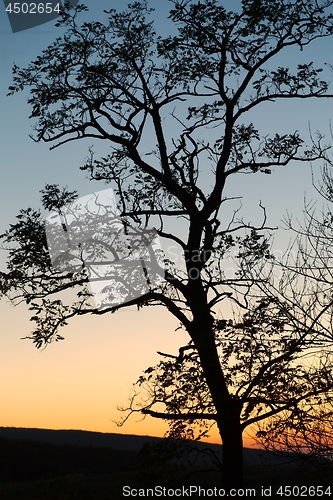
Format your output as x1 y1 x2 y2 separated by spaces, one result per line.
0 1 332 447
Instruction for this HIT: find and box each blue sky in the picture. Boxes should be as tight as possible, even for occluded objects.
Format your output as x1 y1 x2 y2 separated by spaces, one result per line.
0 1 332 441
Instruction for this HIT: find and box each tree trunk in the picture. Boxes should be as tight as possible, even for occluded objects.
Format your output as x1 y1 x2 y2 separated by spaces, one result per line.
218 404 244 490
186 268 244 489
190 317 244 490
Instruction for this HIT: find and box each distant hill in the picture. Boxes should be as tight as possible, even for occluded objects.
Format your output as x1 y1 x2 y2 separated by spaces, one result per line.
0 427 160 452
0 426 306 466
1 427 331 500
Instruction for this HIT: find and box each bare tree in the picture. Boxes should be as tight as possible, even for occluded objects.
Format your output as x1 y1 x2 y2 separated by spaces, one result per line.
1 0 333 489
251 136 333 461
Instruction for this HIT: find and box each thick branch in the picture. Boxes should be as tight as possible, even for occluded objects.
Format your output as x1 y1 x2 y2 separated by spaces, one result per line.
141 409 217 421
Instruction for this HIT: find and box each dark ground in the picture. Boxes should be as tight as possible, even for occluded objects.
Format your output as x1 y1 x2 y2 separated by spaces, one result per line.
0 427 331 499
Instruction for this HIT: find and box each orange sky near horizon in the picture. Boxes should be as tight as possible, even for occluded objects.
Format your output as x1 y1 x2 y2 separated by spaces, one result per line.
0 297 257 448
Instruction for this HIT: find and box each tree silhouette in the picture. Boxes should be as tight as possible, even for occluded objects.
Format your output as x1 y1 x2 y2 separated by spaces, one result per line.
254 145 333 461
1 0 333 490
